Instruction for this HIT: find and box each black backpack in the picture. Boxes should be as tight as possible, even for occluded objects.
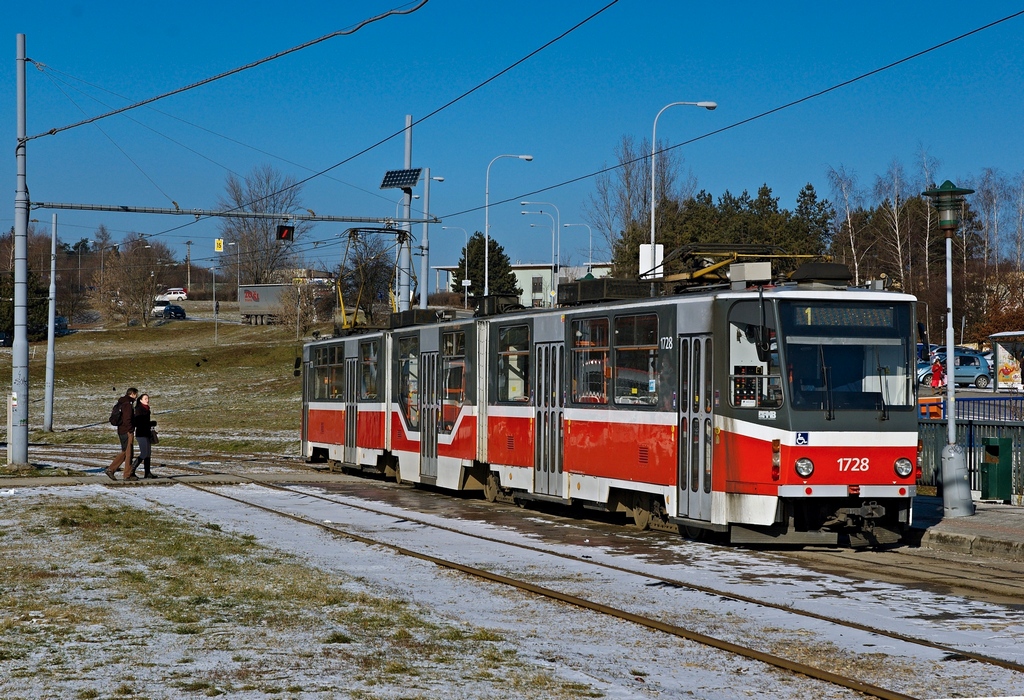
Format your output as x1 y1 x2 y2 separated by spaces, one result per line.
109 401 122 426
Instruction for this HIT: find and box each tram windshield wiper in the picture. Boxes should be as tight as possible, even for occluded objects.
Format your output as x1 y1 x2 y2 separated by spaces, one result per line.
875 349 890 421
818 345 834 421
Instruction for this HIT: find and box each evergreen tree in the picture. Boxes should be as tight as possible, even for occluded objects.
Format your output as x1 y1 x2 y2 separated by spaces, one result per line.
451 232 522 298
0 264 50 341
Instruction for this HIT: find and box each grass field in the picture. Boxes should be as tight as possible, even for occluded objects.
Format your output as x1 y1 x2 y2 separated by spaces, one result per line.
2 313 316 461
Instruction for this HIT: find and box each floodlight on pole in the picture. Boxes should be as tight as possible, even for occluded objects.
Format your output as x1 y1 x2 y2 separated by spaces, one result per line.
649 100 716 289
484 154 532 297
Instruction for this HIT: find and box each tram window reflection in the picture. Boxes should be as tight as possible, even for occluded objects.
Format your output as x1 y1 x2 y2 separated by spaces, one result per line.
497 325 530 403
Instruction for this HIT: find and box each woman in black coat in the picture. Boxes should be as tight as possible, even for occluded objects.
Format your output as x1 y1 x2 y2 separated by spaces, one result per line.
127 393 157 480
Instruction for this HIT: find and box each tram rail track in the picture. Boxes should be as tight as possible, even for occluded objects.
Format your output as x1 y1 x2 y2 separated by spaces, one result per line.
21 445 1024 697
178 474 922 700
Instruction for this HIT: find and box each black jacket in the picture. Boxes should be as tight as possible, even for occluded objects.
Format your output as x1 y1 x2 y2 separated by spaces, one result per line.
132 403 156 440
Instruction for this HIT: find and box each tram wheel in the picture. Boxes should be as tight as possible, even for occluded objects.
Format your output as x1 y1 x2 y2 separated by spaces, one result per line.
683 524 705 541
632 493 652 530
483 473 500 503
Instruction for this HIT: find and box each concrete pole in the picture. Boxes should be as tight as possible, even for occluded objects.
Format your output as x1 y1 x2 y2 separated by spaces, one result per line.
398 115 412 312
10 34 30 465
419 167 431 310
44 214 56 431
212 268 218 345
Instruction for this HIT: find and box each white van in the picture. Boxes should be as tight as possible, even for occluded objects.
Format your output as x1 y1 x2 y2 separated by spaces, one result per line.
156 288 187 302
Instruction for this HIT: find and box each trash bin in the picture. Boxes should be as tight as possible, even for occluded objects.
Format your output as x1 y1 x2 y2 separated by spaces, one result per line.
981 437 1012 502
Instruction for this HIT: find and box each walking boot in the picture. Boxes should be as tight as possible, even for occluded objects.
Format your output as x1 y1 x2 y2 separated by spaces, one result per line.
143 467 154 479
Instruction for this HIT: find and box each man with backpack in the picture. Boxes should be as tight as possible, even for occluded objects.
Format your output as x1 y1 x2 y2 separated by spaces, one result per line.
104 388 138 480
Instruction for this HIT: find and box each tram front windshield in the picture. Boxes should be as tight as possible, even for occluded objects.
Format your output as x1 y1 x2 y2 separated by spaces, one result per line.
779 301 914 412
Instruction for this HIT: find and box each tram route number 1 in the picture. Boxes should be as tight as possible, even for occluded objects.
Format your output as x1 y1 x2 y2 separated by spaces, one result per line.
837 457 869 472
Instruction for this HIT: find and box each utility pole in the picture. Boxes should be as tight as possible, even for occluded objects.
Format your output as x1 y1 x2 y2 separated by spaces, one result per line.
44 214 56 432
10 34 30 465
185 240 193 292
398 115 413 312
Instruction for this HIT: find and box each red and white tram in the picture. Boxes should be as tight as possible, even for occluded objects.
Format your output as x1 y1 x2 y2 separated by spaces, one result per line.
302 264 919 546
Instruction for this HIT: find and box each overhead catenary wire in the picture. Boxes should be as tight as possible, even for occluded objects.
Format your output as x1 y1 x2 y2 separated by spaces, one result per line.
21 0 431 144
439 8 1024 221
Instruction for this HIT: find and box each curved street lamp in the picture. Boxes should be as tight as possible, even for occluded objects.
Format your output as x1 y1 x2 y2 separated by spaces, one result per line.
523 210 556 303
521 200 560 271
649 101 716 285
484 154 532 296
564 223 594 272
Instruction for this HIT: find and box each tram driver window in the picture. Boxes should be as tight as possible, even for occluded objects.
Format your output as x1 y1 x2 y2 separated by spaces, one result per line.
728 302 783 409
497 325 530 402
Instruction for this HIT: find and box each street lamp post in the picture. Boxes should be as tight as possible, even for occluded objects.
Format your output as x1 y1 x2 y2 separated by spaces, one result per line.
923 180 976 518
484 154 533 297
564 223 594 272
211 267 219 345
523 210 556 305
96 243 118 293
441 226 469 309
528 223 556 306
649 100 716 289
420 171 444 310
227 241 241 296
521 200 560 272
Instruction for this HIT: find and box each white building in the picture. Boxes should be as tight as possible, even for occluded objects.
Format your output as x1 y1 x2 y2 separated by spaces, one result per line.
433 262 612 308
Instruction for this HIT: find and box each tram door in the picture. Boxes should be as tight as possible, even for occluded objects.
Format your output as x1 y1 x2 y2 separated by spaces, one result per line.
534 342 564 497
677 334 714 521
419 351 439 479
344 356 359 465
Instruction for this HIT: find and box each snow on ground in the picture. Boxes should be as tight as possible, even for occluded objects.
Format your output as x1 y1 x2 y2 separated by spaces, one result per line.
2 482 1023 699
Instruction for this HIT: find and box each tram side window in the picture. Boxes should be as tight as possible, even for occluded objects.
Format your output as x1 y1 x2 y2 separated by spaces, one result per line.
441 331 467 432
497 325 530 402
613 314 658 406
359 340 378 400
313 347 330 400
572 317 610 404
728 302 782 409
398 336 420 430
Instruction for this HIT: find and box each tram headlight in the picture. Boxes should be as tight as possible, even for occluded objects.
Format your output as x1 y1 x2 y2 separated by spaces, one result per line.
794 458 814 478
894 458 913 478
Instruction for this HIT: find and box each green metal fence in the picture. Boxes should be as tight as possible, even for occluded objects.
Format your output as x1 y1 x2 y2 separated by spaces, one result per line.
918 418 1023 495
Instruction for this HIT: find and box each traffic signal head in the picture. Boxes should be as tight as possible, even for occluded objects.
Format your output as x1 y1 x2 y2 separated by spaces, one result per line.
276 224 295 242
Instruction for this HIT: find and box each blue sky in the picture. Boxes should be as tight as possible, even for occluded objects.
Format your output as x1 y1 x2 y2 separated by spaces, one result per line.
5 1 1024 291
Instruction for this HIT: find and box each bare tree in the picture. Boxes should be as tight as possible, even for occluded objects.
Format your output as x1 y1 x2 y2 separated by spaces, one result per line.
217 164 312 285
873 159 912 290
102 234 174 327
584 135 689 262
340 231 397 325
1014 171 1024 273
826 164 868 285
275 284 322 339
972 167 1009 292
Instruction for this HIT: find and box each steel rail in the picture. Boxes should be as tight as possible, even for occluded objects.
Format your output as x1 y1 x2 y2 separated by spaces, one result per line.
167 474 919 700
35 447 1024 684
